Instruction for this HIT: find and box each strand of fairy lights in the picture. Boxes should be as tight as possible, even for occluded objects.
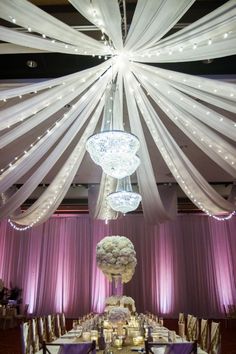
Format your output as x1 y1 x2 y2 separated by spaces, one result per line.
138 64 236 100
0 69 106 176
134 69 236 169
7 91 107 230
131 75 232 217
134 29 234 58
0 81 95 175
138 68 236 121
0 66 106 136
0 66 103 101
8 218 33 231
0 67 109 177
212 211 235 221
135 77 236 220
1 68 107 110
140 79 236 169
8 112 101 230
7 15 103 57
1 77 88 130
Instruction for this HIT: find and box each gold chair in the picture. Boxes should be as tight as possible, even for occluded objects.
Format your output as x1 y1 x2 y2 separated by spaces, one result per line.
38 316 47 344
187 315 198 342
60 312 67 335
208 321 221 354
55 313 62 338
30 318 40 353
46 314 57 342
198 319 208 353
20 321 33 354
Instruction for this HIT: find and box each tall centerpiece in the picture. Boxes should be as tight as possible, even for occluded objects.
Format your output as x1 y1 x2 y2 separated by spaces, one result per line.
96 236 137 284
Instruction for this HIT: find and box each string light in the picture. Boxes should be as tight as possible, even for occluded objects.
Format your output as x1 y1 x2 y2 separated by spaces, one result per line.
8 219 32 231
131 77 234 217
212 211 235 221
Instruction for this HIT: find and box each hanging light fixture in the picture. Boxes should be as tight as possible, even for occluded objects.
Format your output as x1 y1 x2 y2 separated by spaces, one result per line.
86 77 140 179
86 130 140 178
107 176 142 214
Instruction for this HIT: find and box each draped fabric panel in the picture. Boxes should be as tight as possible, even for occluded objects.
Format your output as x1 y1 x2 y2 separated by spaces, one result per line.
0 0 107 55
124 75 174 224
125 0 195 52
133 0 236 62
0 214 235 318
69 0 123 51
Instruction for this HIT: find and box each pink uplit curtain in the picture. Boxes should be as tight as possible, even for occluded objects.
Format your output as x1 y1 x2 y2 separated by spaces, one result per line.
0 214 235 318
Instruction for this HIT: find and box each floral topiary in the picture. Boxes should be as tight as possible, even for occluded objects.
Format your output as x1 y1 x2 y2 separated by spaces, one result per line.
96 236 137 283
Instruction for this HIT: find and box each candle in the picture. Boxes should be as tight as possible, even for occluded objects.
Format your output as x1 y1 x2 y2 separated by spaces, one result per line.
82 331 91 341
114 338 123 349
133 336 143 345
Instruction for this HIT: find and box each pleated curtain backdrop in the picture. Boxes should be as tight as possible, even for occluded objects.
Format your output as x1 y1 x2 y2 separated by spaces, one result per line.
0 214 235 318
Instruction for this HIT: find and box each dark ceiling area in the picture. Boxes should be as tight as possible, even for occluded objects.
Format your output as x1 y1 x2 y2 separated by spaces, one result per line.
0 0 235 80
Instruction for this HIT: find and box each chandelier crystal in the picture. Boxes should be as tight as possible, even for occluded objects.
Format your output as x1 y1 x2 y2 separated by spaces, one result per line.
86 130 140 165
102 153 140 179
86 130 140 178
107 176 142 213
107 190 142 213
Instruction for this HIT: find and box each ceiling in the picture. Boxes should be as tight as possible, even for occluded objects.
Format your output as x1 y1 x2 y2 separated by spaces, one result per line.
0 0 235 212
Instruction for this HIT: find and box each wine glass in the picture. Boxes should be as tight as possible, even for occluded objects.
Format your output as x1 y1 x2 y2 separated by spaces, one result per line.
104 329 113 351
72 320 78 331
76 325 83 338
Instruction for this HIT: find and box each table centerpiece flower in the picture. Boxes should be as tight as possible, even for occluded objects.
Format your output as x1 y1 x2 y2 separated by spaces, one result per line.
96 236 137 283
108 306 131 337
105 295 136 313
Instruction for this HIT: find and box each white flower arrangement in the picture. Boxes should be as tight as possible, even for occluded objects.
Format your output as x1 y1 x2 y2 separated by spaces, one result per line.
96 236 137 283
105 295 136 312
108 306 131 324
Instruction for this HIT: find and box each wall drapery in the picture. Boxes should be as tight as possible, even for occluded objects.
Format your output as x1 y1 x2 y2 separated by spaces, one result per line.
0 214 235 318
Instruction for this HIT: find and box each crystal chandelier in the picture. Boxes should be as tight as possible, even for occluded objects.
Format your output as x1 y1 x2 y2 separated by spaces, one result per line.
102 153 140 179
107 177 142 214
86 79 141 179
86 130 140 165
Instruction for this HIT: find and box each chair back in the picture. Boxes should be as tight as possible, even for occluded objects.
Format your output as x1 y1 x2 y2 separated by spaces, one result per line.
31 318 40 352
46 314 56 342
178 313 185 323
38 317 47 343
55 313 62 337
199 319 208 351
20 321 33 354
145 340 197 354
60 313 67 335
209 321 221 354
186 315 198 341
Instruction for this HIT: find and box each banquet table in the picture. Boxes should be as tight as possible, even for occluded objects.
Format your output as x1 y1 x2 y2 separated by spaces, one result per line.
45 326 204 354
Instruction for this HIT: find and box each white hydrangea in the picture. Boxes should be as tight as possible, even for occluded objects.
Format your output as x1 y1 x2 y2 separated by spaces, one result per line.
96 236 137 283
105 295 136 312
108 306 131 324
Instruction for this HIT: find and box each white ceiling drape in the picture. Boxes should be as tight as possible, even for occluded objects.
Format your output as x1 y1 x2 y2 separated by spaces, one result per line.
0 0 108 55
69 0 123 51
0 0 235 226
132 0 236 62
128 77 234 215
124 75 175 223
131 65 236 177
125 0 195 52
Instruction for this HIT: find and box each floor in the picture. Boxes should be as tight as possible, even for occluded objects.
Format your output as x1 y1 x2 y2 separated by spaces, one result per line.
0 319 235 354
